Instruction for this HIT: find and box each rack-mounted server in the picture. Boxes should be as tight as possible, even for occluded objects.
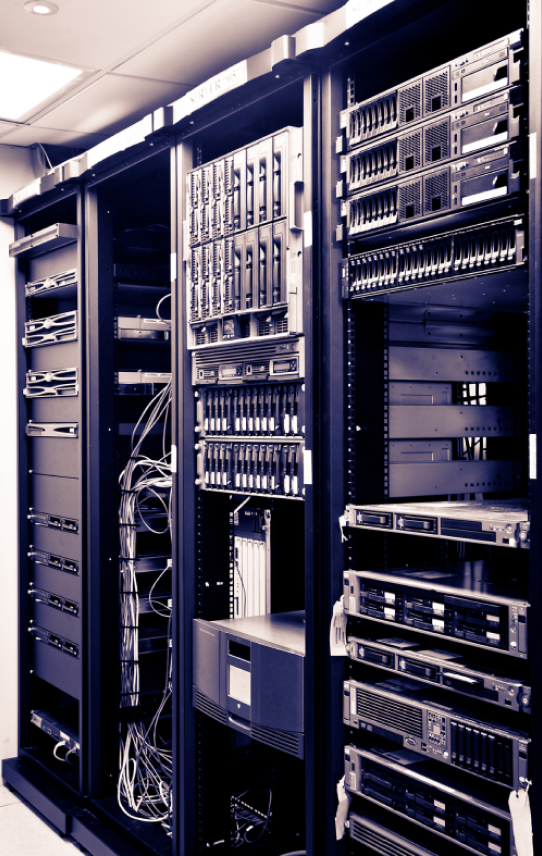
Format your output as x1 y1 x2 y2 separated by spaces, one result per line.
192 337 304 385
346 633 530 712
340 30 524 151
344 499 530 548
187 127 304 348
196 439 304 498
339 86 524 196
342 141 524 239
342 215 526 298
188 127 302 244
348 807 460 856
345 744 516 856
343 566 529 658
343 676 529 788
197 383 304 438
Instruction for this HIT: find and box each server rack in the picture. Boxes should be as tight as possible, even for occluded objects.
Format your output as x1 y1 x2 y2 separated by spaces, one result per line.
173 64 326 854
319 2 537 856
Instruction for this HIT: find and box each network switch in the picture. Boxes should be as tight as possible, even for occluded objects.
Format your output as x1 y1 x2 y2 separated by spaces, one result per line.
343 676 529 788
116 370 172 395
343 564 529 658
345 633 530 712
115 316 171 341
31 710 80 758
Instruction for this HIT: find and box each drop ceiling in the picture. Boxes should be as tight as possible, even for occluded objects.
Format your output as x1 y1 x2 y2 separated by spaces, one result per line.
0 0 344 149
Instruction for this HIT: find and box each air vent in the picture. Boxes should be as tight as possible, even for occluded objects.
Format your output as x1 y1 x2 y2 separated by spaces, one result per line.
397 180 421 220
425 69 450 115
398 132 421 173
275 314 288 335
240 318 251 338
251 724 303 758
258 317 273 337
355 687 423 736
194 691 228 725
195 329 206 346
424 170 449 214
350 817 419 856
208 324 219 344
424 120 450 165
398 82 421 126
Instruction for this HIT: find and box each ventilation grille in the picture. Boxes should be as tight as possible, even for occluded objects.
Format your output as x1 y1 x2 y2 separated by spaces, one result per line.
195 329 207 346
397 132 421 173
275 313 288 335
398 82 421 126
194 691 228 725
258 317 273 337
251 724 303 758
424 170 449 214
424 121 449 165
425 69 450 114
355 688 423 737
240 318 251 338
350 817 419 856
397 180 422 220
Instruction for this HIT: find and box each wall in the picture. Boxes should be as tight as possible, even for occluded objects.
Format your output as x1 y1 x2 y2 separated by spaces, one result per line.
0 145 38 763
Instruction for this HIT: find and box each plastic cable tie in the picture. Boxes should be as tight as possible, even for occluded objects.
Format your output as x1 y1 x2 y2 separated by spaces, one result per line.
339 514 348 543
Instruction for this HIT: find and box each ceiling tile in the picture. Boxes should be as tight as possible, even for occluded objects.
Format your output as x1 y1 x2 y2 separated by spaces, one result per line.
0 0 215 69
0 123 108 147
32 75 191 136
114 0 337 85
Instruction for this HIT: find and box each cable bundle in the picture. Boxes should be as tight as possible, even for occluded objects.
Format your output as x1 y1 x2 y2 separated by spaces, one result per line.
117 379 173 831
